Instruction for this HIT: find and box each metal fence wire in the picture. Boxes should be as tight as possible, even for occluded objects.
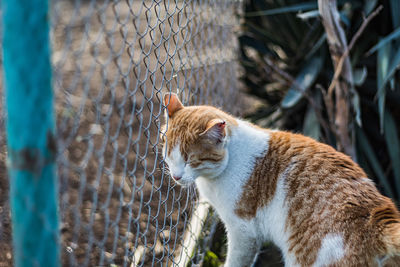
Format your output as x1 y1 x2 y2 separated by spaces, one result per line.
0 0 244 265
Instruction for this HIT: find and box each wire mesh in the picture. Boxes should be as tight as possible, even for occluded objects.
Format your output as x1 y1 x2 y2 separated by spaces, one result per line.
0 0 243 265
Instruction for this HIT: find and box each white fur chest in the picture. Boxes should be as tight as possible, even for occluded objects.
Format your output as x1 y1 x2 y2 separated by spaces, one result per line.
195 120 270 226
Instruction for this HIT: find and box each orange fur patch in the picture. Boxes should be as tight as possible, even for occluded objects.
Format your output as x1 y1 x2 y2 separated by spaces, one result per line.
235 131 400 266
164 105 237 159
163 102 400 266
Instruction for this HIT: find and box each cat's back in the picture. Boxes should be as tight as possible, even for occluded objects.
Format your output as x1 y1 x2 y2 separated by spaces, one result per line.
235 129 400 266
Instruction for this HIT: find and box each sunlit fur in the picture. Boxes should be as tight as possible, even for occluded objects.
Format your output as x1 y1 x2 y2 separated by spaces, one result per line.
163 105 236 186
162 94 400 267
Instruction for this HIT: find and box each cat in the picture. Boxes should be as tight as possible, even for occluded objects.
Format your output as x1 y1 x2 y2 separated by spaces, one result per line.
161 93 400 267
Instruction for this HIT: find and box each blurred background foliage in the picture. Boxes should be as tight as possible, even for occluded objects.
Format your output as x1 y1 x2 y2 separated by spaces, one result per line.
240 0 400 202
203 0 400 265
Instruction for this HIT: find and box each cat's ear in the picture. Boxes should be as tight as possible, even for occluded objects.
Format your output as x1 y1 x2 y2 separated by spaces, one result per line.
200 119 226 143
163 93 184 117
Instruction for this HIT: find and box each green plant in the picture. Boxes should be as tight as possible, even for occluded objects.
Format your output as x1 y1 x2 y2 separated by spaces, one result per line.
240 0 400 201
202 251 223 267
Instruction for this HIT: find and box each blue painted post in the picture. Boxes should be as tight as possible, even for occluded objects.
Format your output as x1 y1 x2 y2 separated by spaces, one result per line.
2 0 60 266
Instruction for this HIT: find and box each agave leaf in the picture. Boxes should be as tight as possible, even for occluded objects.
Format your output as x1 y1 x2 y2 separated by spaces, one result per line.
353 67 367 86
352 90 362 127
294 20 324 60
356 128 394 199
377 41 390 131
363 0 378 15
340 12 350 27
379 48 400 94
281 56 323 108
390 0 400 29
297 10 319 20
367 27 400 55
246 0 350 17
305 34 326 59
245 2 317 17
383 109 400 197
303 105 320 140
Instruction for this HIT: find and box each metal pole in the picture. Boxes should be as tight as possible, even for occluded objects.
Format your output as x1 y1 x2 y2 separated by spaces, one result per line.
1 0 60 266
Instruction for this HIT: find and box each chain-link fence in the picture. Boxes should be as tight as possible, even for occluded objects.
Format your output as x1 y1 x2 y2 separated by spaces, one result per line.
0 0 244 265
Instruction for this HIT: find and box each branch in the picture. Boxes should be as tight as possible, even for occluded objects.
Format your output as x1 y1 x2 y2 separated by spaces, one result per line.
319 0 355 158
326 5 383 97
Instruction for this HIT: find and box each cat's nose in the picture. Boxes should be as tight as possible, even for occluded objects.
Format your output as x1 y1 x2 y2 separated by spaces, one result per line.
173 175 182 181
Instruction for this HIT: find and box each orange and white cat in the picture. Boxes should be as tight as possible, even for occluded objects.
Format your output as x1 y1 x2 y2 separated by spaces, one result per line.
162 93 400 267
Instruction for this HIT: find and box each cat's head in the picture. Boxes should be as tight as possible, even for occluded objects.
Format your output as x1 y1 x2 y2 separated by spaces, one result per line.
161 93 235 186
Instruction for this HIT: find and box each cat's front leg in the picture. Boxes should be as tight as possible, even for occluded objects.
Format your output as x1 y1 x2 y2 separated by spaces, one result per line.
224 228 259 267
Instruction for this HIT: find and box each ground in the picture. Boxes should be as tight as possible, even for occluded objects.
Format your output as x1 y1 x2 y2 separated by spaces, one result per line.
0 0 247 266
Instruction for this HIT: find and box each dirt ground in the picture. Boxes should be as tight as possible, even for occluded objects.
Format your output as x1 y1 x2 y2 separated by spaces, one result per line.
0 0 246 266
